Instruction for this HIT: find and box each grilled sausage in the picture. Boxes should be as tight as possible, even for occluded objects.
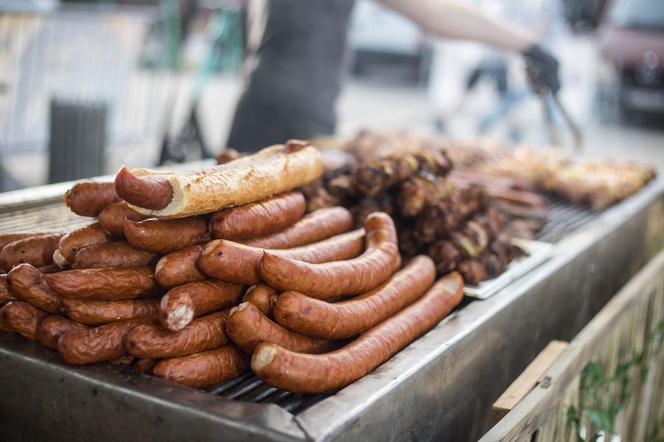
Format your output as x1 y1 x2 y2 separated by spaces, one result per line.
64 181 120 217
0 301 48 340
133 357 157 373
243 284 278 317
0 274 16 306
210 192 305 240
123 217 210 254
53 224 110 268
274 256 436 339
126 310 228 358
198 229 365 285
98 202 147 237
225 302 334 354
62 298 159 325
242 207 353 249
36 315 88 349
46 267 158 300
252 272 464 393
114 166 174 211
7 263 62 313
0 233 62 270
0 233 54 251
152 345 248 388
159 281 243 332
259 212 400 299
72 242 157 269
154 245 206 289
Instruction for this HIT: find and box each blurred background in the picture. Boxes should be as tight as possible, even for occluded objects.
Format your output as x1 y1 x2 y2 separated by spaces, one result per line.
0 0 662 191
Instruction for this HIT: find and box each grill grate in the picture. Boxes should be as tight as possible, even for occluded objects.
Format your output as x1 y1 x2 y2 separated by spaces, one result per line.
536 198 598 243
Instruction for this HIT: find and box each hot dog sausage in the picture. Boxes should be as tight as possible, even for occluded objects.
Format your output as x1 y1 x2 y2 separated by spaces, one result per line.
210 192 305 240
274 255 436 339
242 207 353 249
154 245 206 288
53 224 110 268
0 233 62 270
46 267 158 300
62 298 159 325
259 212 400 299
252 272 464 393
243 284 278 317
0 301 48 340
123 217 210 254
0 233 54 251
198 229 365 285
225 302 335 354
159 281 243 331
36 315 88 349
64 181 120 217
114 166 174 211
0 274 15 306
152 345 248 388
126 310 228 358
98 202 147 237
7 263 63 313
72 242 157 269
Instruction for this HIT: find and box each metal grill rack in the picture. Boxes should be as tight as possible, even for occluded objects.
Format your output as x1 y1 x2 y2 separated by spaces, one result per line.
537 198 599 243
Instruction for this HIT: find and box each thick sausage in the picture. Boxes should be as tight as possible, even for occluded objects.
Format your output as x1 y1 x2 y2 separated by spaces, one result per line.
53 224 110 268
152 345 248 388
123 217 210 254
154 245 205 289
46 267 158 300
36 315 88 349
57 318 147 365
243 284 278 317
159 281 243 331
274 256 436 339
198 229 365 285
0 234 62 270
242 207 353 249
73 242 157 269
98 202 147 237
210 192 305 240
252 272 464 393
259 212 400 299
0 274 16 306
126 310 228 358
0 233 54 251
62 298 159 325
0 301 48 340
7 263 63 313
225 302 334 354
64 181 120 217
38 264 61 274
114 166 173 211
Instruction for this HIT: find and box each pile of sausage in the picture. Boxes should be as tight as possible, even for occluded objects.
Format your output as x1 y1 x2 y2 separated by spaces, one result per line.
0 181 464 393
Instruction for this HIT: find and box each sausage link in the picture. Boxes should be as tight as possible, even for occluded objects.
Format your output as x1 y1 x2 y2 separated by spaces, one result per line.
62 298 159 325
64 181 120 217
0 233 55 251
274 256 436 339
0 234 62 270
133 357 157 373
53 224 110 268
0 274 16 306
252 272 464 393
123 217 210 254
46 267 158 300
242 207 353 249
114 166 173 211
126 310 228 358
36 315 88 349
225 302 334 354
73 242 157 269
98 202 147 237
198 229 365 285
243 284 278 317
154 245 205 289
7 263 63 313
0 301 48 340
210 192 305 240
153 345 248 388
259 212 400 299
159 281 243 331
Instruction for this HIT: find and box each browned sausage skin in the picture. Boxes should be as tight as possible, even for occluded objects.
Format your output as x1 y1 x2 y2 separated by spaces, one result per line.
46 267 158 300
114 166 173 210
123 217 210 254
73 242 157 269
259 212 400 299
62 298 159 325
0 234 62 271
252 272 464 393
0 274 16 306
154 245 205 289
53 223 110 268
7 263 63 313
98 202 147 237
64 181 120 217
0 233 55 251
36 315 88 349
0 301 48 340
242 284 278 317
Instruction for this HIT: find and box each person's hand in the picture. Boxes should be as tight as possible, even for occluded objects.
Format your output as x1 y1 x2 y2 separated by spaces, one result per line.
522 44 560 94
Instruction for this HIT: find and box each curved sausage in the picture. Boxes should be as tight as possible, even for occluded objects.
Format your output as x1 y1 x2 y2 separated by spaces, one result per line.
274 256 436 339
152 345 248 388
159 280 243 332
64 181 120 217
210 192 305 240
114 166 173 211
36 315 88 349
243 284 278 317
62 298 159 325
198 229 365 285
126 310 228 358
46 267 158 300
225 302 334 354
123 217 210 254
0 301 48 340
7 263 62 313
259 212 400 299
98 202 147 237
252 272 464 393
154 245 205 289
0 234 62 270
242 207 353 249
73 242 157 269
0 274 16 306
0 233 54 251
53 224 110 268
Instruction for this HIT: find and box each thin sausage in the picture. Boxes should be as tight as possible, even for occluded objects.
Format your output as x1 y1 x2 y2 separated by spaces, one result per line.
73 242 157 269
274 256 436 339
198 229 365 285
0 233 54 251
225 302 335 354
252 272 464 393
243 284 278 317
159 281 243 332
114 166 173 211
0 234 62 270
123 217 210 254
64 181 120 217
126 310 228 358
259 212 400 299
36 315 88 349
0 274 16 306
152 345 248 388
62 298 159 325
210 192 305 240
98 202 147 237
46 267 158 300
0 301 48 340
53 224 110 268
242 207 353 249
7 263 62 313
